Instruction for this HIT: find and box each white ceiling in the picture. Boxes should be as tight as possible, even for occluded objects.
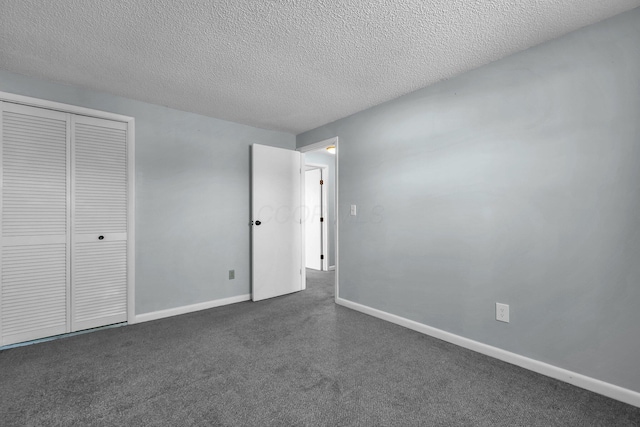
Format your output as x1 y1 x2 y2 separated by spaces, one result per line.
1 1 639 134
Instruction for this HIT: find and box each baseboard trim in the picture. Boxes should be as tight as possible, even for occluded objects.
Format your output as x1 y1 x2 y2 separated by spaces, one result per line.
335 297 640 408
135 294 251 324
329 265 336 271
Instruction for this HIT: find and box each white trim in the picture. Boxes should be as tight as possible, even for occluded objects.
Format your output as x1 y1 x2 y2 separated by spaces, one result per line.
305 162 325 171
135 294 251 324
299 152 306 291
126 119 136 324
329 265 336 271
0 322 126 351
320 166 328 271
334 138 339 299
0 91 134 123
298 136 338 153
335 297 640 408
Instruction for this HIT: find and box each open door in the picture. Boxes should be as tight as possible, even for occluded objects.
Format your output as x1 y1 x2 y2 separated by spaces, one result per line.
251 144 304 301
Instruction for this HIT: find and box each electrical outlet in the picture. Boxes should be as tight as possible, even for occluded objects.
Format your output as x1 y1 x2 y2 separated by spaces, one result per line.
228 270 235 280
350 204 357 216
496 303 509 323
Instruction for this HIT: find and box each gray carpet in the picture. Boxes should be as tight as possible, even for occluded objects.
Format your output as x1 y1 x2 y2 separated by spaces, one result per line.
1 269 639 426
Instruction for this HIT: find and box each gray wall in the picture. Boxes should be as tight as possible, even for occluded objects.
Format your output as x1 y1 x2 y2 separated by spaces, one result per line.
305 150 336 267
297 9 640 393
0 70 295 315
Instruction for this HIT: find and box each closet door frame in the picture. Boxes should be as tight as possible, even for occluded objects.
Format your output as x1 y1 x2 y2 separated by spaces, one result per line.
0 91 136 327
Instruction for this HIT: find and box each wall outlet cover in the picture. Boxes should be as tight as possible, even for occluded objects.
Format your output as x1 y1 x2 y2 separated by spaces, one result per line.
229 270 235 280
496 302 509 323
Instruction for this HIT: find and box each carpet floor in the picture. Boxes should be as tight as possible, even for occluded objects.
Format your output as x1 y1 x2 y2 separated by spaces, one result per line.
1 269 639 426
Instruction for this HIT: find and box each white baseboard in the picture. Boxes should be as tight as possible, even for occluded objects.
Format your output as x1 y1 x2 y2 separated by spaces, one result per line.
329 265 336 271
134 294 251 324
336 297 640 408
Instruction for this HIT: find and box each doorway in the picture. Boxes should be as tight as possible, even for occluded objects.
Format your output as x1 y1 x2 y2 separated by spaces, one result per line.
299 137 338 299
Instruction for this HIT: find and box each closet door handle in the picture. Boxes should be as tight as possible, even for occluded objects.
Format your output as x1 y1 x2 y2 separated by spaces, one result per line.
255 221 262 226
98 235 104 240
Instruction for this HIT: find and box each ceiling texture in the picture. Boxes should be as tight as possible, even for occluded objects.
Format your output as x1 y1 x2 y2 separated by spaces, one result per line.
1 0 639 134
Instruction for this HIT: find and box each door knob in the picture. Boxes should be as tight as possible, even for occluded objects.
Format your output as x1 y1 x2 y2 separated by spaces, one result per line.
98 235 104 240
255 221 261 226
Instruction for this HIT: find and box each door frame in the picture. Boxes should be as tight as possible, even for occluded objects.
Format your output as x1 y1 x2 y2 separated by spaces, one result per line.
304 164 328 271
297 137 339 300
0 91 136 325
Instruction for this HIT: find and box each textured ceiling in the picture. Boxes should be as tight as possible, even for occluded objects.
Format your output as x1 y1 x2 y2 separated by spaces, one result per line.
1 1 639 134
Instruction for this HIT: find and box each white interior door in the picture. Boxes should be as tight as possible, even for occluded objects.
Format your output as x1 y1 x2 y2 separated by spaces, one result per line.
251 144 303 301
71 115 128 331
0 102 70 346
305 168 322 270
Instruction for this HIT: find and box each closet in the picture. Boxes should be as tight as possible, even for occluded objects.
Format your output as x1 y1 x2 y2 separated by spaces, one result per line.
0 97 134 346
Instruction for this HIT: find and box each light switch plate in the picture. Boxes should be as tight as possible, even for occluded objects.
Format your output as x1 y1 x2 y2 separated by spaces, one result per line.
350 204 357 216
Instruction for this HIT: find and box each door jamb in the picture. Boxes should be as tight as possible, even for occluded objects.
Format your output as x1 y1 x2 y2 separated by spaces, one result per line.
304 164 329 271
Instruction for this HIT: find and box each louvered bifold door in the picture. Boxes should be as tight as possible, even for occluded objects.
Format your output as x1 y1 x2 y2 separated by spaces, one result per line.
71 115 127 331
0 102 71 346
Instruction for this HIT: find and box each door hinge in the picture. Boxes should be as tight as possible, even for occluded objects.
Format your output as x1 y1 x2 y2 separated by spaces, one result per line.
320 217 324 222
320 255 324 260
300 269 302 275
320 179 324 185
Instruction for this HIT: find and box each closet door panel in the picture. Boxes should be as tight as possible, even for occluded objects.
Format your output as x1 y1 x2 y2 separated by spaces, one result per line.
1 103 70 346
71 115 127 332
1 244 67 344
73 240 127 330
